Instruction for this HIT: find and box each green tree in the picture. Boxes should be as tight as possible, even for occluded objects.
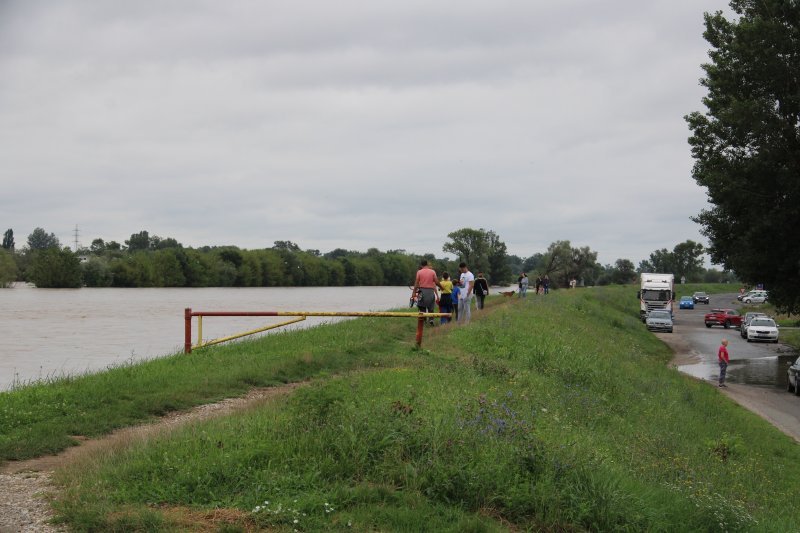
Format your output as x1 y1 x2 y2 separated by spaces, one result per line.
538 241 599 288
672 240 705 281
89 238 106 254
486 230 511 284
125 231 151 252
27 227 60 250
81 257 113 287
0 248 17 287
442 228 490 273
686 2 800 312
443 228 511 281
152 249 186 287
28 247 82 288
2 228 14 250
641 241 705 281
611 258 637 285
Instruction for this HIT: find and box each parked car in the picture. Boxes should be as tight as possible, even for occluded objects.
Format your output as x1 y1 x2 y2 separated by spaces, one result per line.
679 296 694 309
692 291 710 304
704 308 742 329
788 356 800 395
646 309 673 333
745 317 779 343
740 312 768 338
742 290 768 304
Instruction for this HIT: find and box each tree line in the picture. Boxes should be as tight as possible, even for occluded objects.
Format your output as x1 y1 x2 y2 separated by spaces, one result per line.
0 226 728 289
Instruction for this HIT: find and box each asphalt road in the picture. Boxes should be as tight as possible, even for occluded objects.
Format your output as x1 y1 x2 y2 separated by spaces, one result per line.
656 292 800 443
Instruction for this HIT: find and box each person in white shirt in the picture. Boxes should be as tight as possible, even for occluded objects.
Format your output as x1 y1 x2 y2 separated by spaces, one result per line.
457 262 475 324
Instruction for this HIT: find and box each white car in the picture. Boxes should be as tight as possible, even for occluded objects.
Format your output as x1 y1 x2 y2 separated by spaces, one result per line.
742 290 768 304
746 317 779 343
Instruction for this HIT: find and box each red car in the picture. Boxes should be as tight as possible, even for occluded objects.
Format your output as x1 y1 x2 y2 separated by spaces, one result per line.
704 308 743 329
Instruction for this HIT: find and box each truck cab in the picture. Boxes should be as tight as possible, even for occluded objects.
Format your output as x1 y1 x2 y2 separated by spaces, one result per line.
638 273 676 321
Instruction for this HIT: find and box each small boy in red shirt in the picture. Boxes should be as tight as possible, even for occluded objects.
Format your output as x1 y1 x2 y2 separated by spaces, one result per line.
718 339 730 387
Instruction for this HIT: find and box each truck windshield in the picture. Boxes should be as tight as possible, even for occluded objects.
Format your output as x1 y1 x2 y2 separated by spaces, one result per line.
641 289 670 301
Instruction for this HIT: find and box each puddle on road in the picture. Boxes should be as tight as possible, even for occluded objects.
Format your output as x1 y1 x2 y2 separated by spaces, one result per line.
679 354 796 388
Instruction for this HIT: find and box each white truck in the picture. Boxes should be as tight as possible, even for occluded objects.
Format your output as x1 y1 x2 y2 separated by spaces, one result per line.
637 273 675 321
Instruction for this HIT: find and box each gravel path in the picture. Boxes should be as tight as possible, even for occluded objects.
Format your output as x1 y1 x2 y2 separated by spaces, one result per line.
0 472 63 533
0 383 302 532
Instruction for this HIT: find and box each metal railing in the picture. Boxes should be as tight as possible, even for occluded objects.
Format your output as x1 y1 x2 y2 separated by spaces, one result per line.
184 308 452 352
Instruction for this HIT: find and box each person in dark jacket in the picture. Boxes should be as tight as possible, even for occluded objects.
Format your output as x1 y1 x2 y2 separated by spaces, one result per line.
474 272 489 310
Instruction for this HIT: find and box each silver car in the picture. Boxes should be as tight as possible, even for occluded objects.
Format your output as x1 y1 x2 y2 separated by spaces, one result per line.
646 310 673 333
740 312 768 338
742 290 768 304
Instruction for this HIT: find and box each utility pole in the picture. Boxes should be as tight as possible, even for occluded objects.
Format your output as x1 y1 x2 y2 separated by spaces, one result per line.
73 224 80 252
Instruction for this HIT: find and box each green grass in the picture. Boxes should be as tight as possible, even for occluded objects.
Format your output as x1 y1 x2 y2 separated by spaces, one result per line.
34 286 800 532
0 313 425 461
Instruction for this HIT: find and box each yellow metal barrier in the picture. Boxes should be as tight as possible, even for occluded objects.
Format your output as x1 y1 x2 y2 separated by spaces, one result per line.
184 309 451 352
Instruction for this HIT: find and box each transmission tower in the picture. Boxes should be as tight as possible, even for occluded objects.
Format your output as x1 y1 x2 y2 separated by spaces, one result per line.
73 224 80 252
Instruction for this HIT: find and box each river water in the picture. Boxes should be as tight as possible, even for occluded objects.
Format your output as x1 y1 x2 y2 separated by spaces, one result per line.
0 283 415 390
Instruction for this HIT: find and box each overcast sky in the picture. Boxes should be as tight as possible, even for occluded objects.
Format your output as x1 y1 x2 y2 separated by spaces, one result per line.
0 1 731 266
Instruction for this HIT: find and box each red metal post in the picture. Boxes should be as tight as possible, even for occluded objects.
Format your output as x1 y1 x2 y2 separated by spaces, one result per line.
415 316 424 347
184 308 192 353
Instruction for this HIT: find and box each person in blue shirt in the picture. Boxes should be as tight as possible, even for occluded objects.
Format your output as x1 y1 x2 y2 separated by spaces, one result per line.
450 283 461 322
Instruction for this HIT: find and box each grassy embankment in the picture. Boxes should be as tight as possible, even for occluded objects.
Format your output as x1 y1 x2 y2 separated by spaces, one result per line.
3 285 800 531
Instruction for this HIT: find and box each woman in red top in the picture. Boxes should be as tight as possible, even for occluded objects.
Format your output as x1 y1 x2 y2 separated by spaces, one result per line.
718 339 730 387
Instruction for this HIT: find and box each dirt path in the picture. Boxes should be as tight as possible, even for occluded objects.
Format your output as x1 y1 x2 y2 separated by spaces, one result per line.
0 383 303 532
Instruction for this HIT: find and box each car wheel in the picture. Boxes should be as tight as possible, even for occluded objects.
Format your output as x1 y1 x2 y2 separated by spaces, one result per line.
724 320 731 329
747 338 752 342
788 379 795 393
773 339 779 344
744 299 751 303
705 323 712 328
795 381 800 397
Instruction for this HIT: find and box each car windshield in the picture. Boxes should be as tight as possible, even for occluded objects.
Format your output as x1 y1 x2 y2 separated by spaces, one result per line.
693 292 707 297
649 311 671 319
681 297 692 301
642 290 670 301
750 319 775 327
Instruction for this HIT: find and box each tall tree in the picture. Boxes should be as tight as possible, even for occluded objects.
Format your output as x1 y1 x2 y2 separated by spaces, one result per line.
0 248 17 287
611 258 637 285
485 230 511 283
2 228 13 250
442 228 490 274
686 1 800 312
26 227 60 250
672 240 705 281
538 240 599 288
125 231 151 252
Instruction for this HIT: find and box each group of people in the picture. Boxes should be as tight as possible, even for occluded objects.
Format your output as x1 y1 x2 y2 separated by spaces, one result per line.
516 273 550 296
411 261 490 325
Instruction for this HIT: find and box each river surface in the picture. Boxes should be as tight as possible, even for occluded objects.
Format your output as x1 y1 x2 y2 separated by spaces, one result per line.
0 283 417 390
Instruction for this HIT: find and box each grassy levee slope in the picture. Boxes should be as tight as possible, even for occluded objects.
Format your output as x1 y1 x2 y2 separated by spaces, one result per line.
0 315 423 461
45 286 800 532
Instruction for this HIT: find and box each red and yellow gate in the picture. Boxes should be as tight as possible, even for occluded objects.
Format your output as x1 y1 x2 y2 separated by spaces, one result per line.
184 308 451 353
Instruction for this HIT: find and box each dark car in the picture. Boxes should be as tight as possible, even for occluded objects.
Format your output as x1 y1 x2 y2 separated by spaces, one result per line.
788 356 800 395
692 291 710 304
